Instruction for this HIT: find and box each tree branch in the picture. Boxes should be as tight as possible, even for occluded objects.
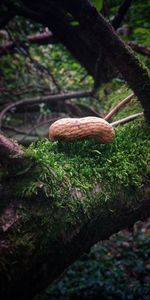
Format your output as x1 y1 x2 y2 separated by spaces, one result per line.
0 31 56 56
105 93 134 121
0 90 92 129
111 0 133 29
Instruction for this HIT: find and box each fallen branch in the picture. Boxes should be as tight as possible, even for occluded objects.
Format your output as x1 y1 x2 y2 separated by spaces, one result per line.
105 93 134 121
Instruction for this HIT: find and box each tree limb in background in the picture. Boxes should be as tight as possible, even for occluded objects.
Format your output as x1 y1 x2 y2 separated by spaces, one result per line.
24 47 62 92
0 31 56 56
111 0 133 29
0 90 92 128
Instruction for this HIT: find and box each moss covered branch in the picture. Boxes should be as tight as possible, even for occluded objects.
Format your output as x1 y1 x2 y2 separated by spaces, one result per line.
0 108 150 299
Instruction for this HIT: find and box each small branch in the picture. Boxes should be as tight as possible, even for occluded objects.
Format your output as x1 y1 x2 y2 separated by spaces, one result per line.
111 0 133 30
0 90 92 129
111 112 143 127
26 49 62 92
2 126 40 137
105 93 134 121
128 41 150 58
0 31 56 56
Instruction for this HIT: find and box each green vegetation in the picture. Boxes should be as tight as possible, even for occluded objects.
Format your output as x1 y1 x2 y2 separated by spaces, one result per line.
40 220 150 300
0 0 150 297
10 85 148 239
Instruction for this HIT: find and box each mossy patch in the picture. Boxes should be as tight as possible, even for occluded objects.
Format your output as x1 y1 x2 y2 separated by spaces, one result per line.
10 118 147 239
8 84 148 239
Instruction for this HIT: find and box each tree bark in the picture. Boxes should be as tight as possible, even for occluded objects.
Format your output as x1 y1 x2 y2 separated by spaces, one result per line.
0 173 150 300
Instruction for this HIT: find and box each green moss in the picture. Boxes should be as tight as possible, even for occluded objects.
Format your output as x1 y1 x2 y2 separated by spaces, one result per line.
100 84 142 119
10 118 147 238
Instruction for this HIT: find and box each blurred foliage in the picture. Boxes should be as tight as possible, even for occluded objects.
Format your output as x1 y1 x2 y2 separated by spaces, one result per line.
39 220 150 300
91 0 104 11
109 0 150 44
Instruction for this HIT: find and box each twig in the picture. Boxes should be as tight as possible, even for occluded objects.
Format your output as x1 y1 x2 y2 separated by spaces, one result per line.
111 112 143 127
2 126 39 137
26 49 62 92
105 93 134 121
0 31 56 56
0 90 92 129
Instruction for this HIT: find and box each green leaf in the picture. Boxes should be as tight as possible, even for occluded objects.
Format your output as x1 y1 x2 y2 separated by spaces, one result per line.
92 0 103 11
